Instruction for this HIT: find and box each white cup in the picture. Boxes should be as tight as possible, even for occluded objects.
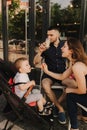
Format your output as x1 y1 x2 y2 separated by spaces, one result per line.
45 38 50 48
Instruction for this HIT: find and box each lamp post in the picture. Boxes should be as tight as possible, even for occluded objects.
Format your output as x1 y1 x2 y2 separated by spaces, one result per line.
80 0 87 43
80 0 87 53
42 0 51 41
28 0 50 66
2 0 8 61
25 8 28 56
28 0 36 66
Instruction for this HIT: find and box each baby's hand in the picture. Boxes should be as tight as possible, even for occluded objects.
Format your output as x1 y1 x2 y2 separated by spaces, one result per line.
27 80 35 87
31 80 35 86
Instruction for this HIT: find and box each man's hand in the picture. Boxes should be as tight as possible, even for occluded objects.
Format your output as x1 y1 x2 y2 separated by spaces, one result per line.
39 42 47 53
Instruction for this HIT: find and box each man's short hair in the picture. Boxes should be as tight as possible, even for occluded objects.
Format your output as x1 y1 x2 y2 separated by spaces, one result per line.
47 26 60 32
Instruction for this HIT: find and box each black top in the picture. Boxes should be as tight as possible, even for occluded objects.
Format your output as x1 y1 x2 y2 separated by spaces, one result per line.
85 75 87 84
41 41 66 82
41 41 66 73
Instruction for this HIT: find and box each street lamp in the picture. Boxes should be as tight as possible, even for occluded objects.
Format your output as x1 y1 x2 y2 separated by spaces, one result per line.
28 0 36 66
25 8 28 56
28 0 50 66
2 0 8 61
80 0 87 43
42 0 51 41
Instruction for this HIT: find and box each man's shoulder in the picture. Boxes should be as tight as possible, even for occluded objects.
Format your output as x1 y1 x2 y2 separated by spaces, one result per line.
60 40 64 45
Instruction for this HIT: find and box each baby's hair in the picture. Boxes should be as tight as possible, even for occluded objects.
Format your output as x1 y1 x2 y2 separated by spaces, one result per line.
14 57 28 71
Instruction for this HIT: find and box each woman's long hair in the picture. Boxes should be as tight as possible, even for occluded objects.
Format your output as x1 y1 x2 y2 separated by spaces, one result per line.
67 37 87 65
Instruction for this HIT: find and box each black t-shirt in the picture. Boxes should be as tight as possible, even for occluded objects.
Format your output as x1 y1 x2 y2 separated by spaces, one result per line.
85 75 87 85
41 41 66 74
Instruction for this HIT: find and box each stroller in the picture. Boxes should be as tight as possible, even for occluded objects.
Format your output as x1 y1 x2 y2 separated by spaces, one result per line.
0 59 53 130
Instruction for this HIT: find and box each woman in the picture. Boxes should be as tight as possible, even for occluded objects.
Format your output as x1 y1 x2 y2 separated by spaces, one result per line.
42 37 87 130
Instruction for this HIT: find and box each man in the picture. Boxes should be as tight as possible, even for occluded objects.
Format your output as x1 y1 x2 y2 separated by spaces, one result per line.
34 26 66 124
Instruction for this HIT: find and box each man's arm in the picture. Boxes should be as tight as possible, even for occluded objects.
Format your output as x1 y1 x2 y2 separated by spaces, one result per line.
33 43 47 68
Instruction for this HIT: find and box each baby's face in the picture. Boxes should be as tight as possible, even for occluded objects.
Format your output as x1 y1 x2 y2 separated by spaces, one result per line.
20 60 31 73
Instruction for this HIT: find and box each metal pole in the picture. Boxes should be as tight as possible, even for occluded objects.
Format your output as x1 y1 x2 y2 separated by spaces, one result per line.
28 0 36 66
42 0 51 41
2 0 8 61
79 0 86 43
25 8 28 56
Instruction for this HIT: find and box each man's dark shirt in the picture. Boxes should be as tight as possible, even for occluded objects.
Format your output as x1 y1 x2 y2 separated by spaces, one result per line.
41 41 66 82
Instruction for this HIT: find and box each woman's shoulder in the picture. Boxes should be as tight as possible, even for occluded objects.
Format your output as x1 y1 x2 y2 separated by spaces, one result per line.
72 62 87 71
73 61 86 66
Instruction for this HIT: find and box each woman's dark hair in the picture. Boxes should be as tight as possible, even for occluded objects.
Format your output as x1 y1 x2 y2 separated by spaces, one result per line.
67 37 87 65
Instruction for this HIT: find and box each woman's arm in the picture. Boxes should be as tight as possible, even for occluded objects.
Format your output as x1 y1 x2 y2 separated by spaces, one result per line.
42 63 72 80
66 62 87 94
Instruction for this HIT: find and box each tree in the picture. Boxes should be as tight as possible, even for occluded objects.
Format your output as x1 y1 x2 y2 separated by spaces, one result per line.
9 0 20 18
8 0 25 39
9 10 25 39
51 3 62 26
7 0 81 40
50 1 81 37
71 0 81 8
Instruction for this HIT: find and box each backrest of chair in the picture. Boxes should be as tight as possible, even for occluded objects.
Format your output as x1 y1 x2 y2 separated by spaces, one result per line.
29 68 41 85
28 68 42 92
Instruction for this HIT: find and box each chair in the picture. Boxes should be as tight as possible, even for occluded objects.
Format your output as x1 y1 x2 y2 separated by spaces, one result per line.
76 103 87 112
51 82 65 90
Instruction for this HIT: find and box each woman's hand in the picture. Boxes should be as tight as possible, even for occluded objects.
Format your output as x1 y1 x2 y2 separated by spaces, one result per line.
41 63 48 74
65 87 71 93
65 87 77 93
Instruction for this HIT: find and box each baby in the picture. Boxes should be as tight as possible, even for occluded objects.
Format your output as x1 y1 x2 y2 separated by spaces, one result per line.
14 57 51 115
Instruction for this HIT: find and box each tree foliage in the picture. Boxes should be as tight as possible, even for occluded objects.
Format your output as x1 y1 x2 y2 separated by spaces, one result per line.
50 1 81 37
71 0 81 8
9 10 25 39
51 2 81 25
8 0 25 39
0 0 81 40
51 3 62 25
9 0 20 18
